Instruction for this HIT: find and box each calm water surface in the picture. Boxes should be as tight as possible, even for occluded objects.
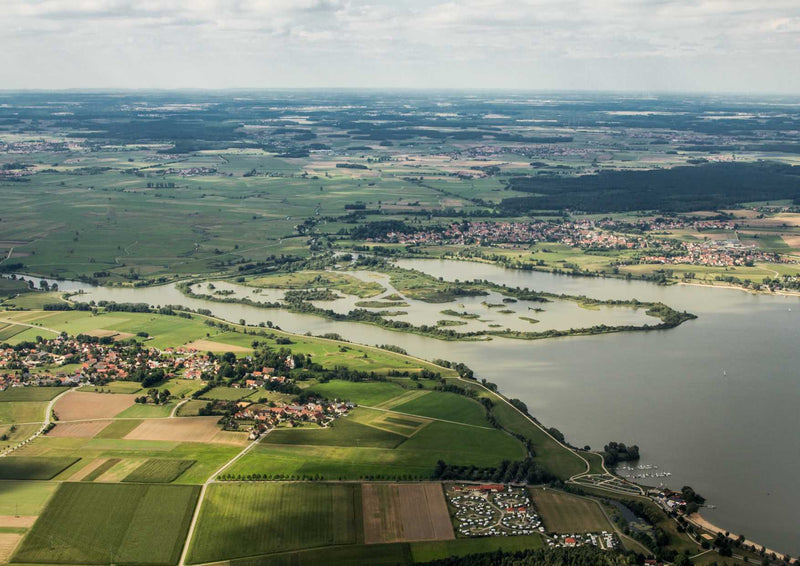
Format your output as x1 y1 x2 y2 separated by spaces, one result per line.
12 261 800 554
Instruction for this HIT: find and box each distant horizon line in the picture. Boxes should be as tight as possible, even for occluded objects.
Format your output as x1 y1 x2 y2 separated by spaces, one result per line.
1 87 800 98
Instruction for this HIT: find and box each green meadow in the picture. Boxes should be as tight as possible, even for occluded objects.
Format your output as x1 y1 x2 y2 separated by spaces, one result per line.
12 483 199 565
187 483 361 563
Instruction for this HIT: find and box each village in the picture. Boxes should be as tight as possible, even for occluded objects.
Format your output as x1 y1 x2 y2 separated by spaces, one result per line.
364 217 793 268
0 334 222 390
0 333 356 441
446 484 619 551
231 396 354 439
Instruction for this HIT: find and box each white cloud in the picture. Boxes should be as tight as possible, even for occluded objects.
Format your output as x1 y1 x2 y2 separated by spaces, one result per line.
0 0 798 91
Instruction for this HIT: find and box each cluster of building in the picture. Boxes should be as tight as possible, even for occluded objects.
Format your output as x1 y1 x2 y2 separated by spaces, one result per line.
653 489 690 512
364 218 793 268
233 398 354 438
0 139 78 154
638 239 784 267
447 484 543 537
0 336 223 389
548 533 618 550
369 218 735 250
164 166 218 177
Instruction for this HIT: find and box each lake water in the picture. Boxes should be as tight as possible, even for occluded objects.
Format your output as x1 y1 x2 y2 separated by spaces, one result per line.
9 261 800 554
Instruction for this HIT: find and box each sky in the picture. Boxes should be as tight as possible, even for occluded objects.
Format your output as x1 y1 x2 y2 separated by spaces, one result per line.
1 0 799 93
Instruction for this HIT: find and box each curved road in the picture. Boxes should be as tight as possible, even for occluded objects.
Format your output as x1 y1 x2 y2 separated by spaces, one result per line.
0 388 73 457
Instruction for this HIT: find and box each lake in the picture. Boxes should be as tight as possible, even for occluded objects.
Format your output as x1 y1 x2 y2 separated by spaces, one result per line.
10 260 800 554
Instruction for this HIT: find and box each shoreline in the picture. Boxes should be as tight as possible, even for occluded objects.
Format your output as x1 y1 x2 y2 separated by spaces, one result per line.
421 253 800 298
687 513 796 563
677 279 800 297
3 270 797 559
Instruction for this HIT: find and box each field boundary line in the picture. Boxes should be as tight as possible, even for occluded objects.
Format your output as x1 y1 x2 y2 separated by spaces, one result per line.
171 399 190 418
360 405 495 430
0 388 73 457
178 431 269 566
0 318 61 336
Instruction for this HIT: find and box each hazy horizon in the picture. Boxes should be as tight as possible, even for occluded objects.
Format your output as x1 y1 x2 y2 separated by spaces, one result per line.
2 0 799 94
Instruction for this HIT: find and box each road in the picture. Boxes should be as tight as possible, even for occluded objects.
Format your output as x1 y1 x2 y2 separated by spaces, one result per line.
0 317 61 336
0 247 13 265
177 431 269 566
361 404 495 430
0 388 73 457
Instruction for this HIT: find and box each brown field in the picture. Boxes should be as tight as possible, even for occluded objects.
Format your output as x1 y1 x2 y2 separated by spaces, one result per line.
210 430 250 446
773 213 800 226
46 420 111 438
54 392 137 421
0 533 23 564
0 515 36 528
720 209 763 219
124 416 229 443
781 235 800 248
743 213 800 228
184 339 251 353
84 329 136 341
67 458 111 481
362 483 454 544
529 488 612 534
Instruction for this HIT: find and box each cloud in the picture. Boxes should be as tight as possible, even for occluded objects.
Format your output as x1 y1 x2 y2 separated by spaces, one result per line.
0 0 798 91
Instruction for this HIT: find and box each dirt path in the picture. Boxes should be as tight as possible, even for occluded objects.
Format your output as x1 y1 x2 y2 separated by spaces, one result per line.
454 376 591 478
177 431 269 566
0 248 13 265
0 388 73 457
360 405 495 430
0 317 60 336
171 399 189 418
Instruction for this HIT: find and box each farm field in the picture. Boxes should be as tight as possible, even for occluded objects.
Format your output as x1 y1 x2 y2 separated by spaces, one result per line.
175 400 208 417
114 401 178 419
80 382 143 394
0 387 68 402
0 481 58 515
362 483 453 544
53 392 137 421
154 378 207 399
529 488 613 534
264 411 407 449
187 482 361 563
198 386 254 401
122 459 196 483
0 457 79 480
46 420 111 438
0 534 23 564
124 417 246 445
391 391 490 426
307 380 407 407
12 482 199 565
92 419 143 439
0 402 47 425
11 436 241 485
226 420 522 481
3 90 788 566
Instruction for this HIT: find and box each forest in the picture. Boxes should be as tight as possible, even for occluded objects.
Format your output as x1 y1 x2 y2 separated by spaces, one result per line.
501 162 800 213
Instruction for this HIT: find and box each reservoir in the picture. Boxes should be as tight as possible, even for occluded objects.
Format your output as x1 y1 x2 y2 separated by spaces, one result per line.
10 259 800 555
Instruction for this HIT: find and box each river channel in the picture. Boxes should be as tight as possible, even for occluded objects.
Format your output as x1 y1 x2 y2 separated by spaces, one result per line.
10 259 800 555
